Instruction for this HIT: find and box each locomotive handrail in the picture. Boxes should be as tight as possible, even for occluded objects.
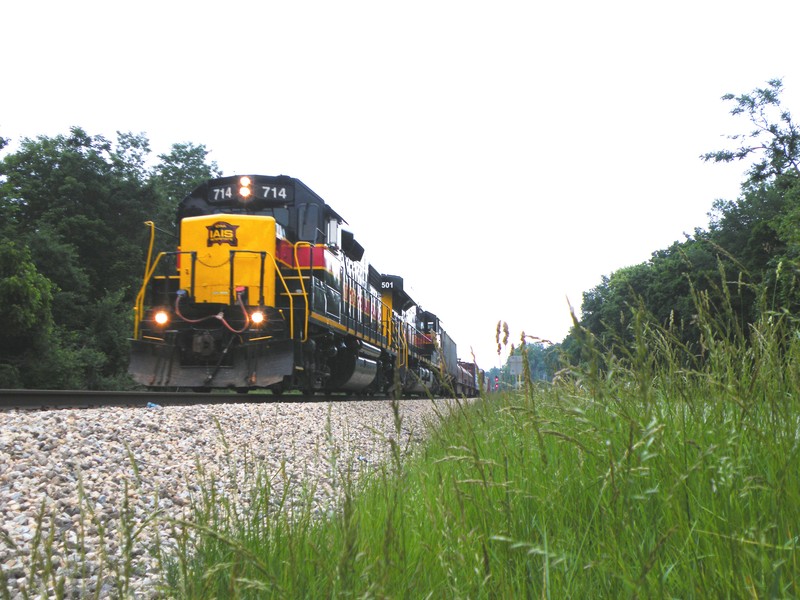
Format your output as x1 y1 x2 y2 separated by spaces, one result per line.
227 250 267 306
134 252 161 339
135 246 298 341
228 249 296 339
393 316 409 369
402 322 410 367
292 242 314 342
143 221 156 284
134 221 159 339
133 250 196 339
134 251 169 339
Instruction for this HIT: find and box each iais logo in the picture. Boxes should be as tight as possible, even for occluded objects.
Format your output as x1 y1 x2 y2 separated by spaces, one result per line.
206 221 240 247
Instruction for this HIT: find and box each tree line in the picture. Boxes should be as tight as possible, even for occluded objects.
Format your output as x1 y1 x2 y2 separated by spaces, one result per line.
0 128 220 388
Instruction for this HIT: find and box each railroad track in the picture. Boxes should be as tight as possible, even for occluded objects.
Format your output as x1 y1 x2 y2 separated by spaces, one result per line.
0 389 336 410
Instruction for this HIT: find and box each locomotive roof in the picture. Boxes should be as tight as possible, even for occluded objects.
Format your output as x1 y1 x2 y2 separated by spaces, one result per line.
369 266 416 313
180 174 346 224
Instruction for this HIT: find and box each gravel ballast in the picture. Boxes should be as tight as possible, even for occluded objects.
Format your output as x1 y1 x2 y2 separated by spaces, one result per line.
0 398 449 598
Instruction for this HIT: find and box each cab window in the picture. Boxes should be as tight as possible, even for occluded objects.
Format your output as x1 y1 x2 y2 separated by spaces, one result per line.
297 203 320 241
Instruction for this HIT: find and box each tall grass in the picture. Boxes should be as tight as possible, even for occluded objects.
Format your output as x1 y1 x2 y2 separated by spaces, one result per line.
159 292 800 597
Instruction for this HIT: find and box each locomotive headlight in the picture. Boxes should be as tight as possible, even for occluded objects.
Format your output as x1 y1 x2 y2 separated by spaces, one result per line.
251 310 265 325
239 176 252 199
154 310 170 326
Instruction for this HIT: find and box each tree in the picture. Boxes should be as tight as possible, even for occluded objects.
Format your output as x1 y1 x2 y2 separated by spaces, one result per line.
111 131 152 185
26 223 92 330
151 142 221 233
0 241 54 345
0 127 162 295
701 78 800 185
0 241 55 387
0 128 161 388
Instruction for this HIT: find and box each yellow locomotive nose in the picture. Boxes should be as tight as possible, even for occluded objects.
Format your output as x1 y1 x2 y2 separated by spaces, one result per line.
179 214 278 306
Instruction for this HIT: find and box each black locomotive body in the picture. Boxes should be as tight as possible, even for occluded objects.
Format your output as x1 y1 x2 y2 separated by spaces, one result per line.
129 174 481 396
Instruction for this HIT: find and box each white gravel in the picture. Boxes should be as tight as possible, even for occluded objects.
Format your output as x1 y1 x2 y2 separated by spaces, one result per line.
0 398 450 598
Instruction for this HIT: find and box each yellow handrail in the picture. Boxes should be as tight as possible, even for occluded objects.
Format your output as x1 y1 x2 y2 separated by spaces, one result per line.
133 251 167 339
267 252 296 339
292 242 315 342
394 318 409 368
228 249 298 338
143 221 156 283
135 249 298 341
133 222 158 338
134 214 301 343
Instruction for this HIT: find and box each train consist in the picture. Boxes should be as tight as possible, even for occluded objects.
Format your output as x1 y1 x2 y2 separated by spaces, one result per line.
129 174 482 396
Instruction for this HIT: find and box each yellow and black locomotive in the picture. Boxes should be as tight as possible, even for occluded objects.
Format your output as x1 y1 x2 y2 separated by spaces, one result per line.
129 174 480 396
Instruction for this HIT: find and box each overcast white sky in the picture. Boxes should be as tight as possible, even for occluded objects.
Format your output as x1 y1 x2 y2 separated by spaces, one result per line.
2 1 799 369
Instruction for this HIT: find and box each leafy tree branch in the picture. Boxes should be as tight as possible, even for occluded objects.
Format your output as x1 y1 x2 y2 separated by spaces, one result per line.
701 78 800 185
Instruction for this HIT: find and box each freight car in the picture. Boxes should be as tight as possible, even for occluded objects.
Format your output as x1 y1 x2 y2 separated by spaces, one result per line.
129 174 480 397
